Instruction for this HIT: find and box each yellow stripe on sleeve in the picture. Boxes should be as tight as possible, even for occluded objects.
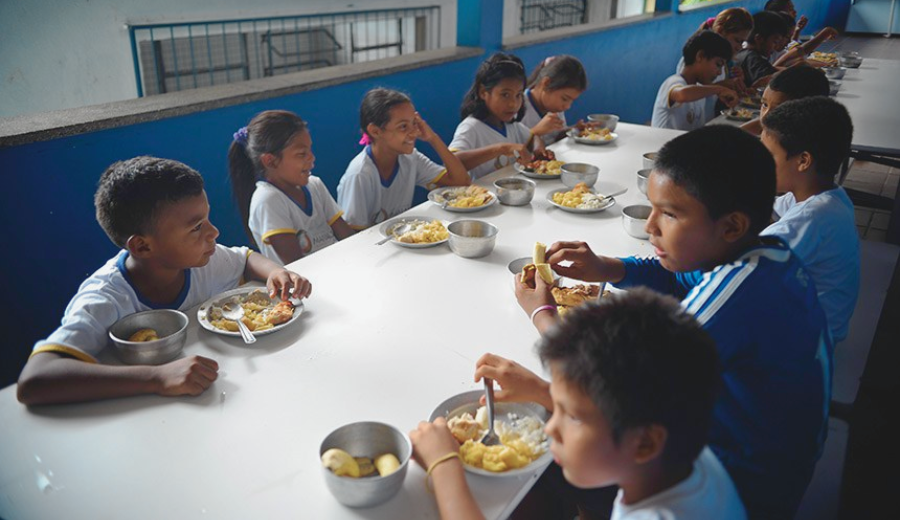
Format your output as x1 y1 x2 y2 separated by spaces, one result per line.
261 228 297 244
667 85 683 108
31 344 98 363
448 148 460 152
327 211 344 226
427 169 448 190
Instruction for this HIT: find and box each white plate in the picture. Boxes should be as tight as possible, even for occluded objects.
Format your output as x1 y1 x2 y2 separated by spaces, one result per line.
429 390 552 478
723 109 757 121
427 187 497 212
378 215 449 248
197 287 304 337
513 161 562 180
567 128 618 145
546 188 616 213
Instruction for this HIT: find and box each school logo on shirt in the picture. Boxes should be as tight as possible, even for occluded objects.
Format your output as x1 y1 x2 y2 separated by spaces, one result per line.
686 108 696 126
296 230 313 255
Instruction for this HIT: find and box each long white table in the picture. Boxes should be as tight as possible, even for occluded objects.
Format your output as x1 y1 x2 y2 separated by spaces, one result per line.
0 123 682 520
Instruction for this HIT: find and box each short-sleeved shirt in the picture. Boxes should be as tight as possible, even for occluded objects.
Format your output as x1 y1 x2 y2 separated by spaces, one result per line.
249 177 343 263
449 115 532 179
735 49 777 87
616 238 832 519
676 57 727 122
611 448 747 520
762 187 860 342
32 245 251 362
651 74 707 131
337 146 447 229
521 89 567 146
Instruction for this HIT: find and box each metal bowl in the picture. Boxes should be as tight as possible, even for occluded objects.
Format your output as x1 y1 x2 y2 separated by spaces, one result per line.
560 162 599 188
636 169 652 196
320 422 412 508
622 204 652 239
108 309 189 365
448 220 498 258
838 52 862 68
828 79 842 96
586 113 619 131
823 66 846 80
642 152 658 170
493 177 536 206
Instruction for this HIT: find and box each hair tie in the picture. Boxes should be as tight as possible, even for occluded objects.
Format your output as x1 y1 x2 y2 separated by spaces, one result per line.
706 17 716 28
358 133 371 146
543 56 555 66
233 127 248 145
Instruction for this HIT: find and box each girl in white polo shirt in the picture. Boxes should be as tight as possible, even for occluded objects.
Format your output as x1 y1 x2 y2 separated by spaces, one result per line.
228 110 355 264
337 88 470 229
523 55 588 145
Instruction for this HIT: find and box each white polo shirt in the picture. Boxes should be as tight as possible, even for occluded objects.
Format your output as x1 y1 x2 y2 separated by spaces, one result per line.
651 74 707 131
449 115 532 179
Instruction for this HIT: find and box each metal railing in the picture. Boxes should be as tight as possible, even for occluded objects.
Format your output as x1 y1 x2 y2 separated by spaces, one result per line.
520 0 588 34
128 6 441 97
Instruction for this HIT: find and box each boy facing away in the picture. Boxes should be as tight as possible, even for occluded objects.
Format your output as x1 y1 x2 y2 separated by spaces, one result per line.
17 157 311 406
411 289 746 520
761 97 859 342
513 126 832 519
652 30 738 131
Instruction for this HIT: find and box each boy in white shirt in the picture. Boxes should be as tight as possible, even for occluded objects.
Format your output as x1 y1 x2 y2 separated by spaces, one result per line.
652 30 738 130
761 97 859 342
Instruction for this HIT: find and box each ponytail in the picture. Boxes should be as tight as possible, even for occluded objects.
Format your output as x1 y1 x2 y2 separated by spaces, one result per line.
227 139 259 247
460 52 527 121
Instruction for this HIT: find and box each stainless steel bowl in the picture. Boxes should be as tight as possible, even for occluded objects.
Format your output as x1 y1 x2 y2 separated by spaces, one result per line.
586 114 619 131
448 220 499 258
642 152 658 170
320 422 412 508
108 309 189 365
838 52 862 68
493 177 536 206
560 163 599 188
636 169 652 196
622 204 652 239
828 79 842 96
824 66 846 80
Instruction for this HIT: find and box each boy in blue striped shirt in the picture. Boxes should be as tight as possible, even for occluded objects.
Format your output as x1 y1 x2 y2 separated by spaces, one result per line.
513 125 831 519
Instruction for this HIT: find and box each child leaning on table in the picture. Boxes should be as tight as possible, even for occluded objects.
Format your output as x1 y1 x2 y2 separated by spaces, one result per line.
336 88 470 230
410 289 747 520
651 31 738 131
760 97 859 343
515 125 832 520
228 110 355 265
733 11 791 89
740 65 829 136
17 157 311 406
522 55 588 145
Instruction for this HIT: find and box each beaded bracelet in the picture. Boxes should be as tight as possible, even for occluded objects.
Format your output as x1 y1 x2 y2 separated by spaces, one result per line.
426 452 461 493
530 304 556 323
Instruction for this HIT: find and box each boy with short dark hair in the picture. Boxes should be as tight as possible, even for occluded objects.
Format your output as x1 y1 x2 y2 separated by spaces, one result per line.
761 97 858 342
17 156 311 406
411 290 746 520
514 125 831 519
652 31 738 130
741 65 830 135
734 11 791 88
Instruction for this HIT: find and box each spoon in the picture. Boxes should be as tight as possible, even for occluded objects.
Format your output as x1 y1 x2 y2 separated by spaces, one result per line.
479 378 502 446
220 302 256 344
375 223 412 245
598 187 628 201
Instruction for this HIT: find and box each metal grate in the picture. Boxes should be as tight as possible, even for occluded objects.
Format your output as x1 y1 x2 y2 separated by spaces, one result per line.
520 0 588 34
128 7 441 97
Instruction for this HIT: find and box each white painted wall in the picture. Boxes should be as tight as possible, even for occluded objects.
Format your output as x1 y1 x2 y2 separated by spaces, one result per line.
0 0 456 118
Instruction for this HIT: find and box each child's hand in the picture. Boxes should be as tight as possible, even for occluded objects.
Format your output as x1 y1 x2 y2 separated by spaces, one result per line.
514 269 556 317
153 356 219 396
821 27 838 40
797 15 808 31
545 241 606 281
717 87 739 108
413 112 438 144
409 418 462 470
474 353 551 409
267 268 312 301
501 142 532 162
531 112 565 137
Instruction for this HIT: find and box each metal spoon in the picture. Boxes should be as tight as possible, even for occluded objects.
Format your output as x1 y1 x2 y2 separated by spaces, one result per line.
479 378 502 446
220 302 256 344
598 187 628 202
375 223 412 245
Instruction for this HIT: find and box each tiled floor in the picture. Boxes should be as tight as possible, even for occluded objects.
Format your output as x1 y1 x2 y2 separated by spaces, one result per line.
847 160 898 242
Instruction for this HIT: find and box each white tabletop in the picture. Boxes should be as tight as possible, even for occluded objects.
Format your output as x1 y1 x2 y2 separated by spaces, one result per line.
0 123 683 520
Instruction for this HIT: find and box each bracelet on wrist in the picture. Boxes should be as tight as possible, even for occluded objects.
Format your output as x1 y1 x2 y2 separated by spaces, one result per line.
530 304 556 323
426 452 461 493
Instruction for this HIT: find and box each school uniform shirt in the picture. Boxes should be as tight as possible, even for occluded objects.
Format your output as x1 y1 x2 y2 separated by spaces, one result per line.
734 49 777 88
337 145 447 229
651 74 707 131
32 245 251 362
675 57 728 129
449 115 532 179
249 178 343 263
521 89 567 146
762 187 860 342
616 237 832 519
611 448 747 520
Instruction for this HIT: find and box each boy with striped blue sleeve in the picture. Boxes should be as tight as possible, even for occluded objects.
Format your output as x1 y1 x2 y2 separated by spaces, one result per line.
515 126 831 519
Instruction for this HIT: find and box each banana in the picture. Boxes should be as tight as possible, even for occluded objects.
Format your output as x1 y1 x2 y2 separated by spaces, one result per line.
374 453 401 477
322 448 360 478
535 263 554 284
533 242 546 264
355 457 376 477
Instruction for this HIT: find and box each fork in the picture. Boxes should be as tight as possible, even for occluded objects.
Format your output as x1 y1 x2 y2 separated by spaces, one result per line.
479 378 502 446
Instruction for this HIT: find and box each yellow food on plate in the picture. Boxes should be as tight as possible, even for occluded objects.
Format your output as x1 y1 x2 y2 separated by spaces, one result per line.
128 328 159 342
208 289 294 332
440 185 493 208
374 453 401 476
450 406 548 473
552 182 608 209
578 127 613 141
395 219 449 244
322 448 360 478
460 440 532 472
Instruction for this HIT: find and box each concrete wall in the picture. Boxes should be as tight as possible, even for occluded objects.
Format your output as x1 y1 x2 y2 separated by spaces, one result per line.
0 0 842 386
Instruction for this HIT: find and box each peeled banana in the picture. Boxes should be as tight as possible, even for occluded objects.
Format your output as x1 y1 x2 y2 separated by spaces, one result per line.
374 453 401 477
321 448 360 478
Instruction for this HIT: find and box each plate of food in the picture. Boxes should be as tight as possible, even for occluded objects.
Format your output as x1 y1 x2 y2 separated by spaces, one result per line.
429 390 552 478
378 215 449 248
198 287 303 337
723 107 757 121
513 149 564 179
810 51 839 67
547 183 616 213
567 127 617 145
428 185 497 212
740 95 762 109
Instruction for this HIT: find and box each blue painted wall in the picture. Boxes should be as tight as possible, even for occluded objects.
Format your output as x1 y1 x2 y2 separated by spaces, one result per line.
0 0 839 386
